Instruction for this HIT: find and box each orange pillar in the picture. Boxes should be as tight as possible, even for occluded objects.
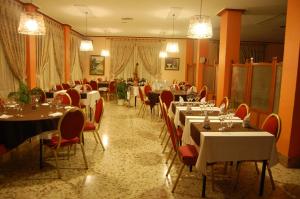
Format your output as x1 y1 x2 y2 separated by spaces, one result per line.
185 39 194 82
196 40 209 91
277 0 300 167
63 24 71 82
24 3 37 89
216 9 244 105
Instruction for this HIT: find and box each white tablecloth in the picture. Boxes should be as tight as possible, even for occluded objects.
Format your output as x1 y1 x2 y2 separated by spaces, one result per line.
81 91 101 110
195 131 278 175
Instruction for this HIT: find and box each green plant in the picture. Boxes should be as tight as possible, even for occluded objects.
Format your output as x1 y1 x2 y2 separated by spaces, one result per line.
18 81 31 104
116 82 127 100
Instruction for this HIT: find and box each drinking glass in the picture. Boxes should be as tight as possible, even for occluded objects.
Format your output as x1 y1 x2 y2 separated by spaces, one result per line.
226 113 233 128
218 113 225 131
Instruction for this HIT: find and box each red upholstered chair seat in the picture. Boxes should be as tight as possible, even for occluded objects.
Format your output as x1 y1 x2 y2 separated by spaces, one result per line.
178 144 198 165
262 116 278 136
84 122 96 131
44 135 80 148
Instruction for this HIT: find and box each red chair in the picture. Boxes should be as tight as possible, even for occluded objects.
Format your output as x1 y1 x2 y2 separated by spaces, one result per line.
174 84 180 91
107 81 116 101
56 84 64 91
89 80 98 91
42 108 88 178
199 85 208 100
235 103 249 120
66 89 81 108
83 78 88 84
160 90 174 109
83 97 105 150
144 84 152 97
74 80 81 85
138 86 151 117
62 83 71 90
163 103 198 193
219 96 229 110
54 93 72 105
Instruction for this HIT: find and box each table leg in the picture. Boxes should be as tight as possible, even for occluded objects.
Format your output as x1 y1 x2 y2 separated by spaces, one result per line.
39 139 43 169
202 174 206 198
259 160 267 196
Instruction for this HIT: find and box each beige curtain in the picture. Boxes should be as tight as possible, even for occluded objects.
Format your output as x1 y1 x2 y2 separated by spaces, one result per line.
70 32 83 81
137 41 161 77
36 18 51 87
110 39 135 77
0 0 26 82
49 20 64 82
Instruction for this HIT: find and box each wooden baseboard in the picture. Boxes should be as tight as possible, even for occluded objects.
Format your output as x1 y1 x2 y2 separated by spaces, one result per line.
278 152 300 168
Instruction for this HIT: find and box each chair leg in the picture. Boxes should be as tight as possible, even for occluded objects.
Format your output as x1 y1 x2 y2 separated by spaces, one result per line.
67 146 71 160
166 148 173 164
166 153 177 176
211 164 215 191
254 162 260 174
159 124 165 138
171 163 185 193
92 131 99 143
142 105 146 118
162 136 170 153
161 129 167 145
80 143 88 169
267 164 275 190
53 150 61 178
95 130 105 151
138 103 144 116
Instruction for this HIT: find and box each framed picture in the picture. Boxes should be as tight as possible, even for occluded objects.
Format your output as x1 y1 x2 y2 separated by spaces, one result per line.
165 57 180 70
89 55 105 75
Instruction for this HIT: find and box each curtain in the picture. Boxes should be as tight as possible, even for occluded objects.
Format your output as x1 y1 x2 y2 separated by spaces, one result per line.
240 43 265 63
110 39 135 78
0 42 19 97
70 32 83 81
137 41 161 79
0 0 26 82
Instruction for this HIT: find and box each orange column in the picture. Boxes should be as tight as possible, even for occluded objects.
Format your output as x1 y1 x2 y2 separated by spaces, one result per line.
277 0 300 167
24 3 37 89
185 39 194 82
216 9 244 105
196 40 209 91
63 24 71 82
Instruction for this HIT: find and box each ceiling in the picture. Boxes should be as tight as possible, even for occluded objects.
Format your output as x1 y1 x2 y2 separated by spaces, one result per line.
21 0 287 42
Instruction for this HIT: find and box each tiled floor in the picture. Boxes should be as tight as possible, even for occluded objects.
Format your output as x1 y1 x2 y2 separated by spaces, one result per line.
0 101 300 199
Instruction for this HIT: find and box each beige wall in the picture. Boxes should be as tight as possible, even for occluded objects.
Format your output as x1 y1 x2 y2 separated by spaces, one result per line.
82 37 187 82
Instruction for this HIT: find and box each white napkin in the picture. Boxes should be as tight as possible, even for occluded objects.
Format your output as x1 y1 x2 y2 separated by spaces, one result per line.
187 87 192 94
41 103 49 106
200 97 206 103
64 106 73 110
48 112 63 117
6 104 16 108
219 103 225 113
179 96 184 103
0 114 13 119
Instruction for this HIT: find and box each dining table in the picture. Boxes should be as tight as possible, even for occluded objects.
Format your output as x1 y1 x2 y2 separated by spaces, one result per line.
188 121 277 197
0 103 69 168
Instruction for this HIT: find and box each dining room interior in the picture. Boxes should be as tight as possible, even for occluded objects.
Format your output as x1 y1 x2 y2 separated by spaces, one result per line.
0 0 300 198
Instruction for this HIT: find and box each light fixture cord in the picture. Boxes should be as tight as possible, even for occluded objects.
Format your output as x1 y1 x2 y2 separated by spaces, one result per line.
85 11 88 36
172 14 175 38
200 0 203 16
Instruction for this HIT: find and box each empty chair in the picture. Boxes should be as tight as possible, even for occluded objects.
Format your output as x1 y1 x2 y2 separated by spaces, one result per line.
74 80 81 85
54 93 72 105
83 97 105 150
66 88 81 108
83 78 88 84
62 83 71 90
199 85 208 100
89 80 98 91
138 86 151 117
41 108 88 178
81 84 92 92
160 90 174 109
235 103 249 120
107 81 116 101
143 84 152 97
219 96 229 110
56 84 64 91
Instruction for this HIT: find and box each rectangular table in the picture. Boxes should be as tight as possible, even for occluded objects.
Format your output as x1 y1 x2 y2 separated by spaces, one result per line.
189 122 277 197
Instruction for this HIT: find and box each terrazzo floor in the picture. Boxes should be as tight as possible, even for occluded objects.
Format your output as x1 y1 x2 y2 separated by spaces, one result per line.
0 101 300 199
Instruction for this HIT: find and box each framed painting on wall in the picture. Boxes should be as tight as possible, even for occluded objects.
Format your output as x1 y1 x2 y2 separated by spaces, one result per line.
89 55 105 75
165 57 180 70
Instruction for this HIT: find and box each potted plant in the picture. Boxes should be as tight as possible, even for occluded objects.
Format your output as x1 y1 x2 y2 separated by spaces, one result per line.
116 81 127 105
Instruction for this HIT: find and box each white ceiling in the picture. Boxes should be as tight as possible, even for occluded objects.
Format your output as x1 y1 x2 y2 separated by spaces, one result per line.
22 0 287 42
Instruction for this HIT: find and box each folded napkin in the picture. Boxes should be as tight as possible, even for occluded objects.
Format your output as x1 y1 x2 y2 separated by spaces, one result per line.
48 112 63 117
41 103 49 106
179 96 184 104
64 106 73 110
6 104 17 108
0 114 13 119
200 97 206 103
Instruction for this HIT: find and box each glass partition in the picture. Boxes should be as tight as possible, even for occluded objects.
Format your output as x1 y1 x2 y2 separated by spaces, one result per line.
273 63 282 113
203 65 216 93
231 66 248 107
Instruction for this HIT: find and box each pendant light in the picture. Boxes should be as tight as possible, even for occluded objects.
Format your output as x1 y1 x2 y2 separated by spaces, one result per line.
100 30 110 57
18 1 46 35
187 0 213 39
166 14 179 53
80 11 94 51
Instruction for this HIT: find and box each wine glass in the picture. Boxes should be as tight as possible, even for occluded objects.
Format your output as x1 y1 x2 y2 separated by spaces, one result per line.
218 113 225 131
226 113 233 128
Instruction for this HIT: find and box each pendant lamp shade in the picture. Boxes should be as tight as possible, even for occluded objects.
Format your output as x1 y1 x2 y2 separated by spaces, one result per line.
80 11 94 52
18 11 46 35
166 14 179 53
187 15 213 39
